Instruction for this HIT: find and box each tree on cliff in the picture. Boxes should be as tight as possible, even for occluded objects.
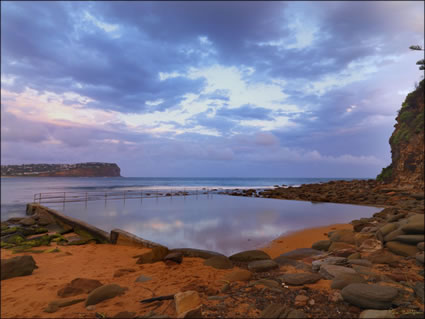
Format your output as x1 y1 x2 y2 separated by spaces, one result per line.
409 45 424 71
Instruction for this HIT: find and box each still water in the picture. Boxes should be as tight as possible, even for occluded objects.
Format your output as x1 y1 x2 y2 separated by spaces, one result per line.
44 194 379 256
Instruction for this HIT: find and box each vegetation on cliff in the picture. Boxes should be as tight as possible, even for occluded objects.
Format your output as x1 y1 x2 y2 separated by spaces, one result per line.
377 77 424 188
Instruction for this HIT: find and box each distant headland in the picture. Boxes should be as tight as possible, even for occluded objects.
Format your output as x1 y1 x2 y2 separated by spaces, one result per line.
1 162 121 177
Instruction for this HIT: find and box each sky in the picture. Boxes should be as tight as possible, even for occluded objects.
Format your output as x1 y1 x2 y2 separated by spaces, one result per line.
1 1 424 178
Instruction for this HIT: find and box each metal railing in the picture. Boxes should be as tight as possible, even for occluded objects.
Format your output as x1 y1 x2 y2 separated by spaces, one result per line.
33 188 217 204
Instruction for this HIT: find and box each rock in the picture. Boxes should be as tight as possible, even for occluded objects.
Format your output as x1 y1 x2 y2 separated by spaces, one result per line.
418 242 424 251
348 259 372 267
229 250 271 262
222 269 252 282
135 275 152 283
136 246 169 264
273 255 309 269
352 265 380 279
355 233 375 246
279 273 322 285
366 251 399 265
178 306 202 318
170 248 224 259
384 228 405 242
85 284 128 306
203 256 233 269
19 217 36 226
164 252 183 264
250 279 280 289
328 291 343 302
294 295 309 307
311 240 331 251
174 291 201 317
414 282 424 304
58 278 103 297
386 241 418 257
359 310 395 318
407 214 424 224
287 309 307 318
113 268 136 278
44 297 85 313
319 264 356 279
86 305 96 311
379 223 399 236
347 252 361 260
416 253 424 264
330 229 356 244
331 273 366 290
113 311 137 318
1 255 37 280
401 222 424 234
247 259 278 272
359 239 382 253
260 304 287 318
312 257 347 271
328 242 355 252
277 248 323 260
393 235 425 244
341 283 398 309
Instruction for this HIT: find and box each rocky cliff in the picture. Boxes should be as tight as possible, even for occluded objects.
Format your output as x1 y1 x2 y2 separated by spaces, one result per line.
377 79 424 191
1 162 121 177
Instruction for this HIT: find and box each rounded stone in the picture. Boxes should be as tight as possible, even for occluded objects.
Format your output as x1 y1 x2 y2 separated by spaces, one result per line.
247 259 278 272
229 250 271 262
279 273 322 286
85 284 127 306
331 273 366 290
393 234 425 244
359 310 395 318
385 241 419 257
311 240 331 251
223 269 252 282
319 264 356 279
204 256 233 269
341 283 398 309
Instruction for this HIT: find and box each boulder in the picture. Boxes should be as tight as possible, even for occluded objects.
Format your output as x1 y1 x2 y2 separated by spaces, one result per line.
136 246 169 264
348 259 372 267
229 250 271 262
384 228 405 242
418 242 424 251
174 291 201 317
44 297 85 313
113 268 136 278
203 256 233 269
277 248 323 260
311 240 331 251
279 273 322 286
341 283 398 309
378 223 398 236
401 223 424 234
19 217 36 226
359 310 395 318
135 275 152 283
393 234 425 244
164 252 183 264
328 242 355 252
222 269 252 282
331 273 366 290
170 248 224 259
330 229 355 244
85 284 128 306
247 259 278 272
58 278 103 297
366 251 400 265
1 255 37 280
359 239 382 253
386 241 418 257
319 264 356 279
260 304 287 318
312 257 346 271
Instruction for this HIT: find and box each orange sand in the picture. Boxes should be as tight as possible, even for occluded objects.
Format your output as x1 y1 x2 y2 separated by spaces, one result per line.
1 224 350 318
261 223 352 258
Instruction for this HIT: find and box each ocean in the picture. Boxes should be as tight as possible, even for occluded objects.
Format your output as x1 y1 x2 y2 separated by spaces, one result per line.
1 177 379 255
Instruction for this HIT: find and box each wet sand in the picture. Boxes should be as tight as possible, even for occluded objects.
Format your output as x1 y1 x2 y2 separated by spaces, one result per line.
0 223 349 318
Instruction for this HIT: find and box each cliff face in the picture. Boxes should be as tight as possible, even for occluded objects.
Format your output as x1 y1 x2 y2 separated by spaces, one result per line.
1 162 121 177
377 79 424 190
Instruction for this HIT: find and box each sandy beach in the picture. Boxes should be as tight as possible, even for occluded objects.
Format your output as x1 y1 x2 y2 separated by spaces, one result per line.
0 223 350 318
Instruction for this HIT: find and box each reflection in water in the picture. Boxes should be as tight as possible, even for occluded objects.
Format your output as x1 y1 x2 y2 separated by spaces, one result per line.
46 195 380 255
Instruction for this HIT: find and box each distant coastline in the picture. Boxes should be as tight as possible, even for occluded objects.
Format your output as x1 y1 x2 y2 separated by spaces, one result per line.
1 162 121 178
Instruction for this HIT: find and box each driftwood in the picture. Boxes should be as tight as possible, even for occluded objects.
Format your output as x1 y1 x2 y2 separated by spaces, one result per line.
140 294 174 303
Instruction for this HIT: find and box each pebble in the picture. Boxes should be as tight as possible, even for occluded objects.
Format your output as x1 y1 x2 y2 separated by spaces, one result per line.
294 295 309 307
